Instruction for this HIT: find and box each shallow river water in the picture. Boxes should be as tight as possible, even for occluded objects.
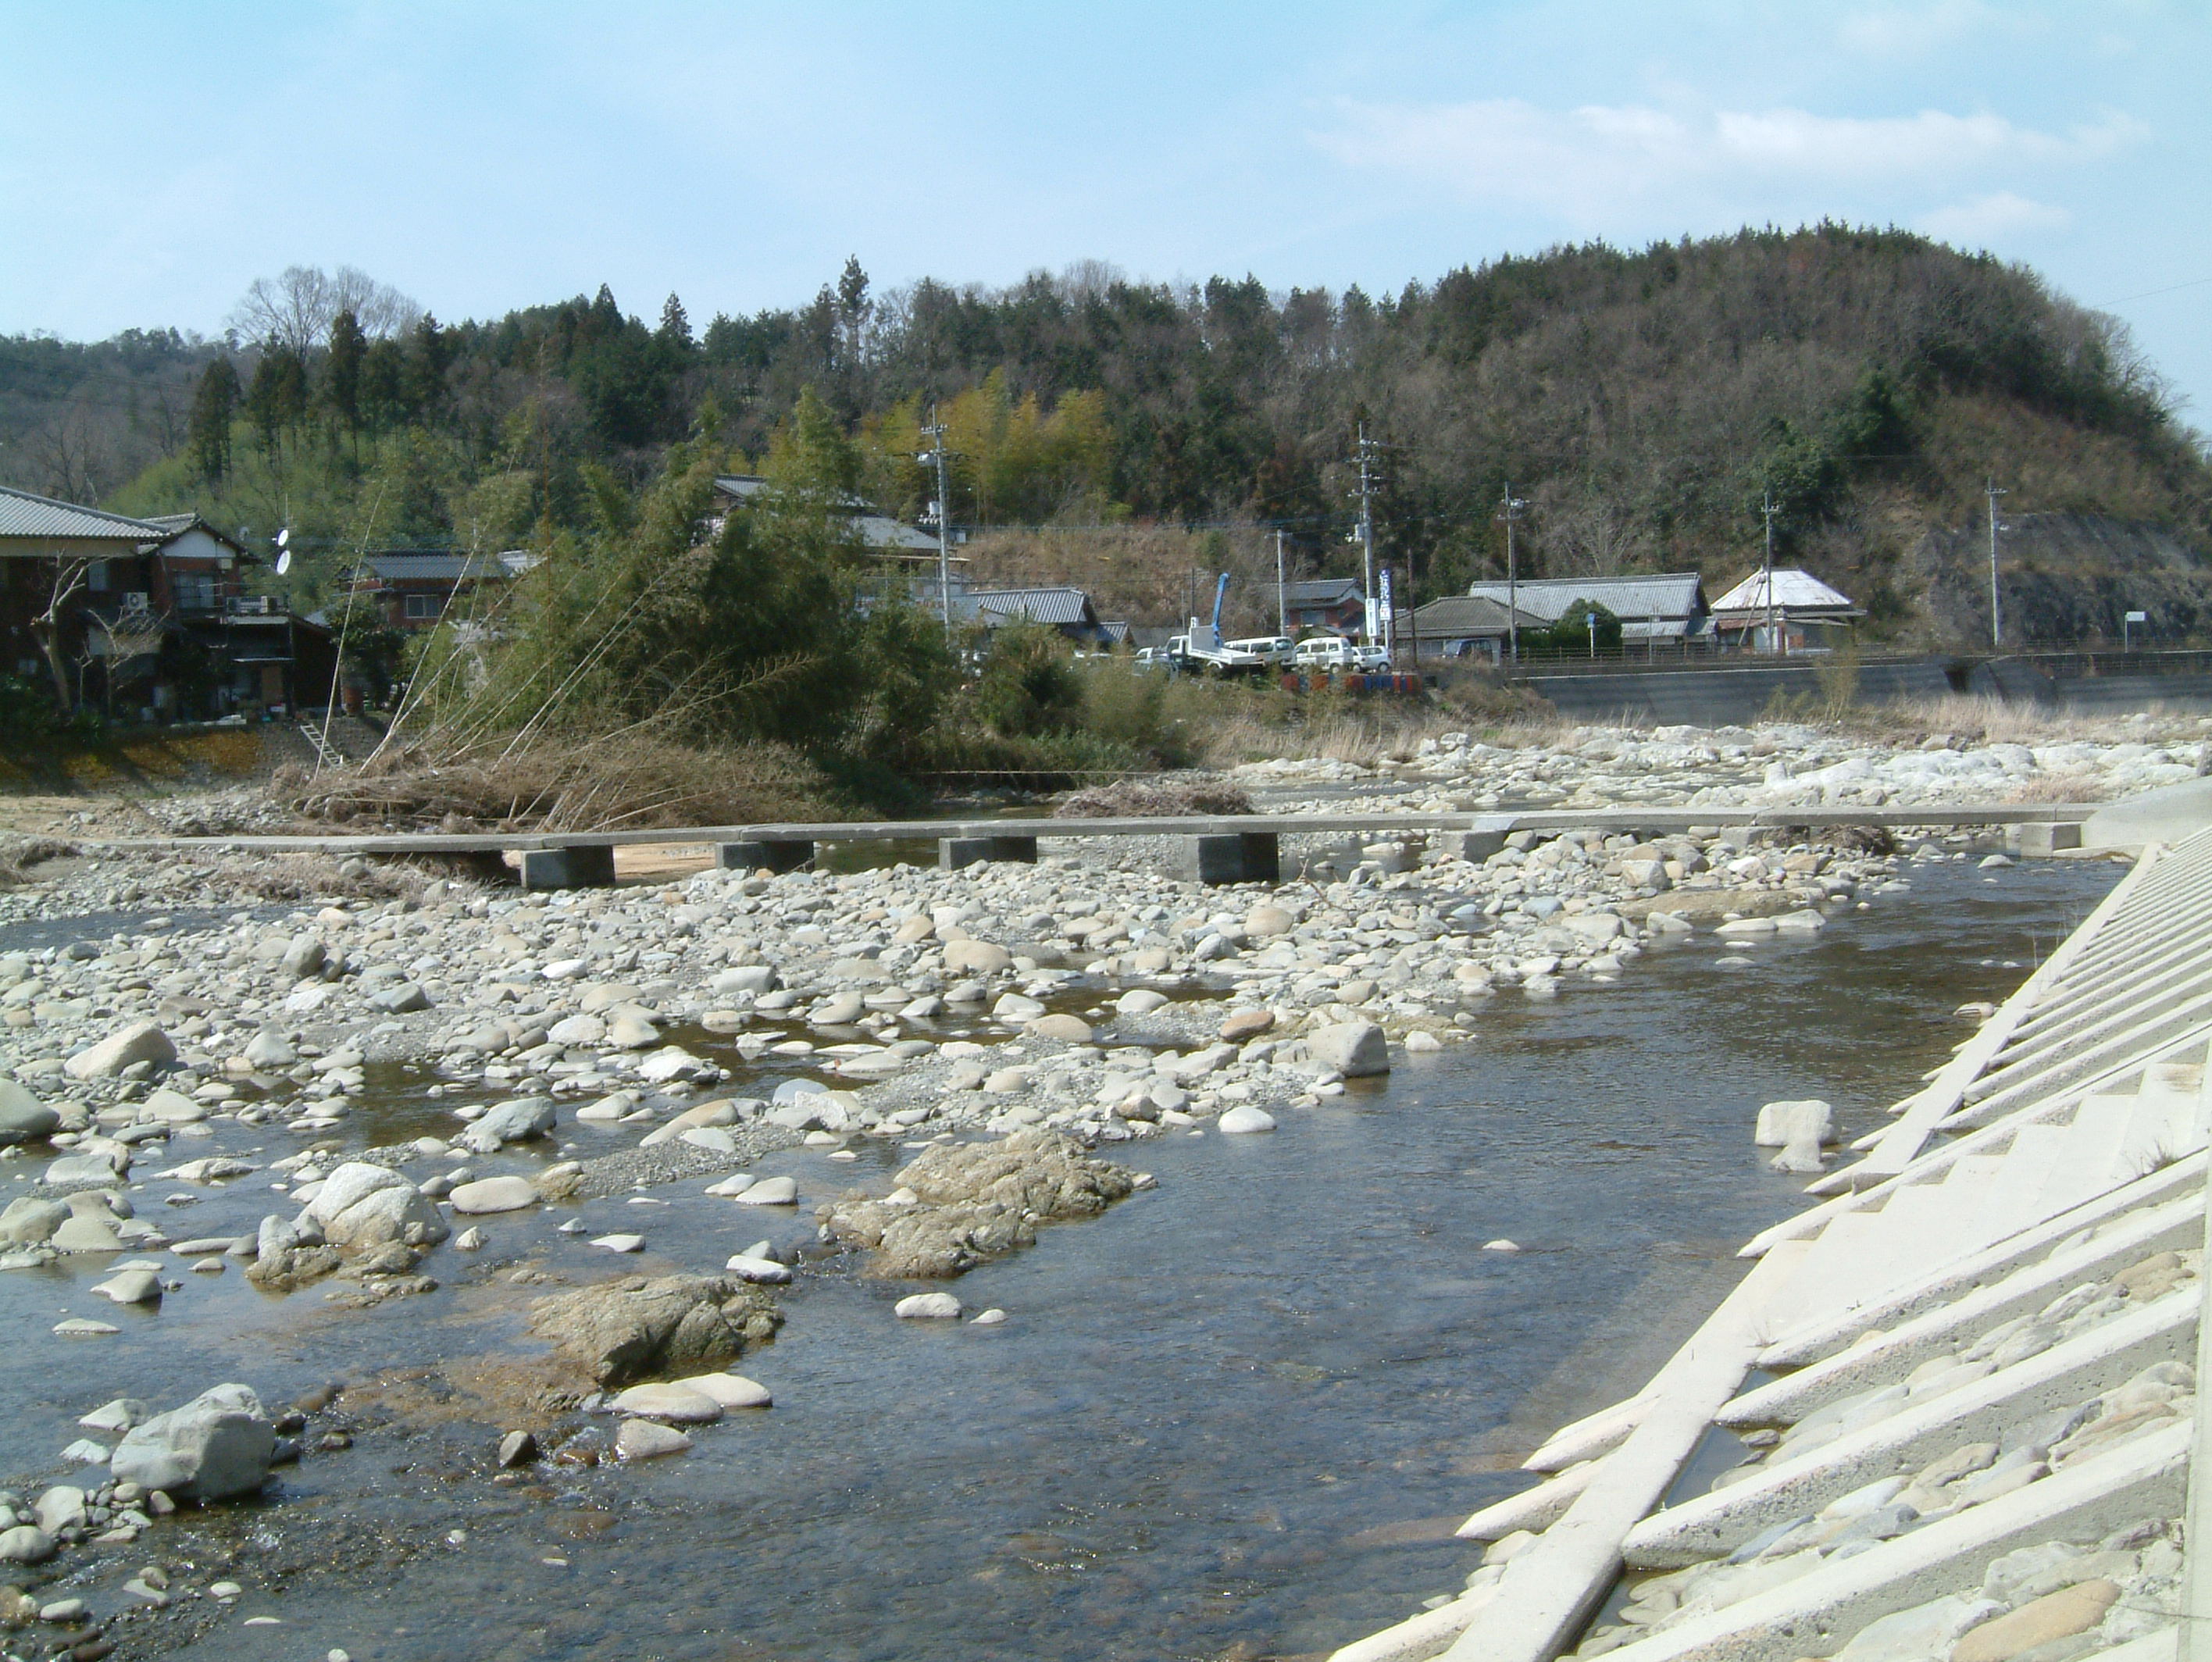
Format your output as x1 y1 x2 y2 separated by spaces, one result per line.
1 856 2121 1661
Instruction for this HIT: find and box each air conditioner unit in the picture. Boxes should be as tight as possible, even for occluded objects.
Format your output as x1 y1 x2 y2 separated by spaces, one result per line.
119 591 150 613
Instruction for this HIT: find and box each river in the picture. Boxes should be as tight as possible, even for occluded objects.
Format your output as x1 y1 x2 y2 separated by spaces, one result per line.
0 854 2121 1660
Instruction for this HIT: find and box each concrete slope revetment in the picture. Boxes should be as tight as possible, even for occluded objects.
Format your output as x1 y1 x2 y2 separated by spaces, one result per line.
1329 827 2212 1662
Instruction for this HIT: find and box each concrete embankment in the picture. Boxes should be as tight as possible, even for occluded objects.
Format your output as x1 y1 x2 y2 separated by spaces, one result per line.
1334 826 2212 1662
1524 657 2212 726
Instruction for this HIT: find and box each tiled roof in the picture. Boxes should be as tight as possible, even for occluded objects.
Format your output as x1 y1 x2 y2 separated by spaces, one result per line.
1464 573 1707 629
1282 577 1364 605
957 587 1099 626
1411 594 1536 635
0 486 169 545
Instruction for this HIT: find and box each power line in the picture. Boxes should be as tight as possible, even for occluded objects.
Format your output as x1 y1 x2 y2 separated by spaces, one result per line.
2103 275 2212 306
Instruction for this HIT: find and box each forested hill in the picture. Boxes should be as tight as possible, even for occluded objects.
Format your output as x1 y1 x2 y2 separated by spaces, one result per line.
5 224 2207 644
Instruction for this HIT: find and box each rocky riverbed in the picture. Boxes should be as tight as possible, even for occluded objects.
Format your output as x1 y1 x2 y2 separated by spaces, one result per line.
0 713 2167 1657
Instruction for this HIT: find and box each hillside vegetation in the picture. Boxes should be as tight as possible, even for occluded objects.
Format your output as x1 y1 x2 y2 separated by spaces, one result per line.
2 224 2206 644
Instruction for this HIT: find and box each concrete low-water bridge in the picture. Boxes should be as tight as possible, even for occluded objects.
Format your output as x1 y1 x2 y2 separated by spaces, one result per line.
94 802 2101 889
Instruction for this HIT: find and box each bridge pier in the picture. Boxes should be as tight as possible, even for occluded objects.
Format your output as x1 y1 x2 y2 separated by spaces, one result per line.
1183 832 1279 886
939 836 1039 871
2007 821 2084 857
517 844 615 890
716 839 815 874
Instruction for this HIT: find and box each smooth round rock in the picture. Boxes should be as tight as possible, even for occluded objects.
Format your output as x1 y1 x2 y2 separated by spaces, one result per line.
92 1268 163 1305
1115 990 1170 1016
614 1418 693 1460
448 1175 538 1214
1218 1008 1275 1042
724 1253 792 1282
733 1176 797 1206
609 1383 723 1424
894 1292 962 1320
1025 1013 1092 1043
674 1372 772 1409
1217 1105 1276 1135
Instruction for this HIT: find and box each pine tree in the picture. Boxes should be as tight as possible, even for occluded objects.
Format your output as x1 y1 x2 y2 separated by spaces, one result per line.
187 358 241 482
326 308 367 433
658 292 691 351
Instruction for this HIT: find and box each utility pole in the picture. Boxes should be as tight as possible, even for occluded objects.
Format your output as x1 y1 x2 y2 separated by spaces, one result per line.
1274 528 1286 637
1497 486 1527 665
1986 480 2008 649
1354 425 1383 646
1761 490 1780 656
918 408 954 640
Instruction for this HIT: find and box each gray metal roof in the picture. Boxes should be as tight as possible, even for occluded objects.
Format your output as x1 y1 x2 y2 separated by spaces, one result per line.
1411 594 1535 637
956 587 1100 626
0 486 169 546
1464 573 1708 628
362 553 514 583
1282 577 1364 605
1709 567 1862 616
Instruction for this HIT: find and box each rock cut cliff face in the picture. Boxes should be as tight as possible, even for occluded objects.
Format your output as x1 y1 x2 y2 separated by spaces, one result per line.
1911 513 2212 647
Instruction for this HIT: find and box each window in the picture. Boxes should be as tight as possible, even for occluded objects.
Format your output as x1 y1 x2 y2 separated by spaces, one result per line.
403 593 443 621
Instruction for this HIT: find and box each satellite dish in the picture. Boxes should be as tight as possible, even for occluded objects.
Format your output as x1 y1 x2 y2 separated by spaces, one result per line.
276 550 292 576
276 526 291 548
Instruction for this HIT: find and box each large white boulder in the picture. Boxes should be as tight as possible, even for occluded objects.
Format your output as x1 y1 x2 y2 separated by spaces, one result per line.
455 1096 557 1153
110 1384 276 1502
1754 1099 1834 1147
64 1022 176 1081
1309 1020 1390 1078
305 1162 449 1249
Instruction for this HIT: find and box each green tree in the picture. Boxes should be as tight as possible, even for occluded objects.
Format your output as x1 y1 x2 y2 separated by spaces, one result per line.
657 293 692 352
359 337 409 430
187 358 240 482
974 622 1082 736
1543 600 1622 657
244 348 309 457
326 307 366 433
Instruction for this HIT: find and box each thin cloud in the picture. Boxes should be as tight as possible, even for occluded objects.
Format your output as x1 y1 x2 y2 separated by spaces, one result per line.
1312 97 2147 220
1836 0 2000 59
1918 191 2073 242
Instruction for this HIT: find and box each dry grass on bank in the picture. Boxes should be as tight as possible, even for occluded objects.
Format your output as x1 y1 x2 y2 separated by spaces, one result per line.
1850 694 2207 747
281 733 840 833
0 835 74 888
1054 776 1254 817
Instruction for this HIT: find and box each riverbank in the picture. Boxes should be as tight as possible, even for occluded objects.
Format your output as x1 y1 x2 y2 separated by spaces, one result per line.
0 709 2179 1659
0 854 2123 1661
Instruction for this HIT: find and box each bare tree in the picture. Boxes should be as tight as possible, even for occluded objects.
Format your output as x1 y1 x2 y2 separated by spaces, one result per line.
228 265 422 352
22 401 120 505
30 556 92 712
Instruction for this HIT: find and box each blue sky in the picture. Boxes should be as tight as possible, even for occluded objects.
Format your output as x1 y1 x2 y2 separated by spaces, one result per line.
4 1 2207 426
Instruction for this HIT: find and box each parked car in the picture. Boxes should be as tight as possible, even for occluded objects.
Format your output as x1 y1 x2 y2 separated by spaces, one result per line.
1294 635 1391 672
1166 633 1269 676
1225 635 1297 668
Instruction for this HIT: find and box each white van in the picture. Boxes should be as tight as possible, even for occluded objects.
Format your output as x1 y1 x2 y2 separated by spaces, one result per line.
1294 635 1390 671
1226 636 1296 668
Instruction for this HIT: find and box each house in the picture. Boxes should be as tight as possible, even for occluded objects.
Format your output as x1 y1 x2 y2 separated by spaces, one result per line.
1408 594 1543 663
355 551 527 630
1281 576 1367 637
1461 572 1711 648
710 475 952 565
954 586 1109 644
1708 569 1864 654
0 484 328 719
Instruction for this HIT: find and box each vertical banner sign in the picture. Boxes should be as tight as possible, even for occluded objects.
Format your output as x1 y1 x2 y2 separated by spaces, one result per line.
1379 567 1394 656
